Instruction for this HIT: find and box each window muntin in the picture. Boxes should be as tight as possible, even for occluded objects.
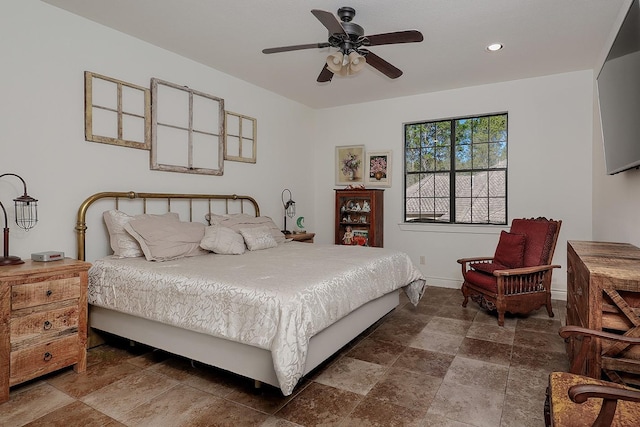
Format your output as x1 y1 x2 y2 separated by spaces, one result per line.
404 113 507 224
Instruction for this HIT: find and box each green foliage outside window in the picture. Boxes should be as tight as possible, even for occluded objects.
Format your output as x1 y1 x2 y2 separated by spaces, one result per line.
404 113 508 224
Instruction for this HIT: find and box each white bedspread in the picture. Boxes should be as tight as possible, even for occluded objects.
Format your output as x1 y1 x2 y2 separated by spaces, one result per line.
88 243 426 395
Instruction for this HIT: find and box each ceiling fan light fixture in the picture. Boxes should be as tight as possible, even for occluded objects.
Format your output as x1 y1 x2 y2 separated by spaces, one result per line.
264 7 424 83
326 51 345 73
347 51 366 75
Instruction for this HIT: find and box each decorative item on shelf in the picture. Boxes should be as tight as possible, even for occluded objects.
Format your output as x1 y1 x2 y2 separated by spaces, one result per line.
296 216 305 233
0 173 38 266
281 189 296 235
342 226 354 245
345 184 366 190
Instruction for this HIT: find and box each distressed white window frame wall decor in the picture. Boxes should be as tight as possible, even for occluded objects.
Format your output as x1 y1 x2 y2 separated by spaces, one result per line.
150 78 225 176
224 111 257 163
84 71 151 150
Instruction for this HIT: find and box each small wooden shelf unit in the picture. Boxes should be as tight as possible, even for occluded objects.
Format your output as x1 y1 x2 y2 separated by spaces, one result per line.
335 189 384 248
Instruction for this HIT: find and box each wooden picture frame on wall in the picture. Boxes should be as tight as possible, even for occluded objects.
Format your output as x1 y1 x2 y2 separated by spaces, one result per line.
224 111 257 163
84 71 151 150
364 150 392 187
150 78 225 176
335 145 365 186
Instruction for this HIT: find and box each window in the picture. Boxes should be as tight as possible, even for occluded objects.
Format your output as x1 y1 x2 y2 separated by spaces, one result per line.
404 113 508 224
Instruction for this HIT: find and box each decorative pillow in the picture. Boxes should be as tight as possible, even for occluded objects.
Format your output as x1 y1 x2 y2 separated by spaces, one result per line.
124 218 207 261
103 210 180 258
239 226 278 251
200 224 245 255
470 262 508 275
493 230 526 269
206 213 286 244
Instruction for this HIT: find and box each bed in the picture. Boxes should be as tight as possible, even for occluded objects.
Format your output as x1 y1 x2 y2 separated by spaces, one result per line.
76 191 426 396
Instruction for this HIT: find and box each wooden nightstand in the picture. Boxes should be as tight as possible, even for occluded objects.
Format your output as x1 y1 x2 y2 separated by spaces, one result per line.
287 232 315 243
0 258 91 403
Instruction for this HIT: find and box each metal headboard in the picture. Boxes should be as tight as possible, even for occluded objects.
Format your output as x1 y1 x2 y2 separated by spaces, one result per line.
75 191 260 261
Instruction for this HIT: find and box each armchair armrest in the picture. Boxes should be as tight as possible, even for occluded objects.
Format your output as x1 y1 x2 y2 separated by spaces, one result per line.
457 256 494 275
493 264 561 276
569 383 640 427
559 326 640 375
570 383 640 404
559 326 640 344
457 256 493 265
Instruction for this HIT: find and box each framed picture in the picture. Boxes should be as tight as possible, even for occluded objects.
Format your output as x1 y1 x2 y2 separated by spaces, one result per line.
335 145 365 185
365 150 392 187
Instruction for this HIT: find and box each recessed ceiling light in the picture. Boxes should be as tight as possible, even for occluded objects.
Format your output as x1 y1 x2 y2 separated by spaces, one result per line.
486 43 503 52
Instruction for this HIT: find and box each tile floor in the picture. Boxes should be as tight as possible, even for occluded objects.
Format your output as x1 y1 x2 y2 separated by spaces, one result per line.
1 286 569 427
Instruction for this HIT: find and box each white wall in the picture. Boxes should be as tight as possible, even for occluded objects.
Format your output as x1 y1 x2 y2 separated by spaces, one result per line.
0 1 315 262
313 71 596 299
2 1 601 302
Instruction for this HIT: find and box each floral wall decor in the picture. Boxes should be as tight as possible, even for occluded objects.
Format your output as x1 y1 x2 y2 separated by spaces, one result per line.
365 150 392 187
335 145 365 185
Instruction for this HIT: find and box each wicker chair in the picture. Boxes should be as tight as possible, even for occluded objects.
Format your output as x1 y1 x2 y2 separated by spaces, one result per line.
545 326 640 427
457 217 561 326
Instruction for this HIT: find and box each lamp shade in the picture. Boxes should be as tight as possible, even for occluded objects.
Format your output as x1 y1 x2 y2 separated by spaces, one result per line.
347 51 366 75
326 52 347 75
281 188 296 234
0 173 38 266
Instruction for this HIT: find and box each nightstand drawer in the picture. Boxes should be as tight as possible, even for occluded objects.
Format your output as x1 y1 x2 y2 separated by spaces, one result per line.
10 335 80 385
11 276 81 310
11 305 79 345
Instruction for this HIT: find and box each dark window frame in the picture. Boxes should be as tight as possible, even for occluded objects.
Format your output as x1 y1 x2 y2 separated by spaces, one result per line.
404 113 508 225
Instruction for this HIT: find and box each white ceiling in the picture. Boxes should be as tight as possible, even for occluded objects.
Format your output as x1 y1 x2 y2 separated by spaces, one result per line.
43 0 628 109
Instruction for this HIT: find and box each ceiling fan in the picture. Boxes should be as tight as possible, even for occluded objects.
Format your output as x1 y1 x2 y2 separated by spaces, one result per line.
262 7 424 83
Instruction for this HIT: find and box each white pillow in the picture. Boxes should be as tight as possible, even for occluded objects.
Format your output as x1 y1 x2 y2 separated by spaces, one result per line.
124 218 207 261
200 224 245 255
239 226 278 251
206 213 286 244
103 210 180 258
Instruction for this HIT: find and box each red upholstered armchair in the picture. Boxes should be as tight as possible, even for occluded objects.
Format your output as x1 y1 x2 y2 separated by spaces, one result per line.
457 217 562 326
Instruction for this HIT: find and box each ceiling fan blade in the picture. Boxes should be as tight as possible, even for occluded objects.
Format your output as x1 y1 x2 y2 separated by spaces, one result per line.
362 50 403 79
262 42 330 54
365 30 424 46
311 9 347 36
317 65 334 83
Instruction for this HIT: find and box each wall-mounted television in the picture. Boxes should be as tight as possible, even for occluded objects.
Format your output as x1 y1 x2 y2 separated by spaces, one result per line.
597 0 640 175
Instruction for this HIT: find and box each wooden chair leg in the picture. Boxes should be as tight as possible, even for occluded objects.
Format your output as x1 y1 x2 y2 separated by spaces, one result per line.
546 294 555 318
461 285 469 307
498 310 505 326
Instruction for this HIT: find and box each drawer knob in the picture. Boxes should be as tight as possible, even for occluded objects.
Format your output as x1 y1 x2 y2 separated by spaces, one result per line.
43 352 53 362
43 320 52 330
46 290 53 297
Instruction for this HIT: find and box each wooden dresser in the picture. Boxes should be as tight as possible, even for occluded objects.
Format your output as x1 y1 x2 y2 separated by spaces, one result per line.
0 259 91 403
566 240 640 382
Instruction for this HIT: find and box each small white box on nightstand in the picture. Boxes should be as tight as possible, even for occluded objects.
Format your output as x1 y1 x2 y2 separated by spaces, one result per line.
31 251 65 262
